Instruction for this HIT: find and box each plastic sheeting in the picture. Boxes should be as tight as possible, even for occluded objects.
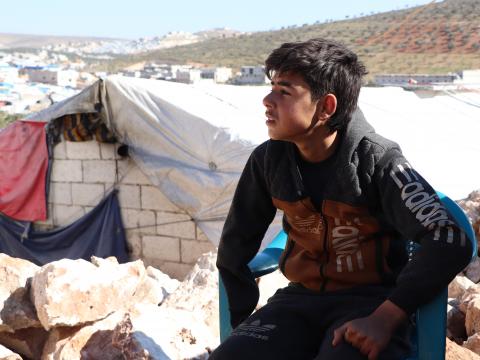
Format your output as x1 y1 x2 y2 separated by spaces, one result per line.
0 121 48 221
0 190 128 265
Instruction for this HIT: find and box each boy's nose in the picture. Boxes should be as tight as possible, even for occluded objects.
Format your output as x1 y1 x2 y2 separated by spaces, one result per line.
263 93 273 108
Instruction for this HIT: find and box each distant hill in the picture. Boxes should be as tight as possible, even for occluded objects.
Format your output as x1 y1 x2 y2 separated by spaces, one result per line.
113 0 479 77
0 28 244 55
0 33 123 49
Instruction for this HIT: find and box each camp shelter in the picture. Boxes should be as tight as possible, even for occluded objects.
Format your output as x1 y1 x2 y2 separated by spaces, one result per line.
14 75 282 279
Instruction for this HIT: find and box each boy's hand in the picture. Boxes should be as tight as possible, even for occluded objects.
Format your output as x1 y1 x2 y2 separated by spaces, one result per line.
331 300 407 360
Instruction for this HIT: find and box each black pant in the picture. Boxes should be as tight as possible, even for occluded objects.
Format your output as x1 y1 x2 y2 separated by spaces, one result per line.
210 284 413 360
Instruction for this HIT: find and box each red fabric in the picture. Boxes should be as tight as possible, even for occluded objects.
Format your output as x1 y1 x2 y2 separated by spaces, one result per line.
0 121 48 221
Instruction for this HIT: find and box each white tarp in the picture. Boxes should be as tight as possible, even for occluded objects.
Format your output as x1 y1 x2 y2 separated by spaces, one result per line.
26 76 480 246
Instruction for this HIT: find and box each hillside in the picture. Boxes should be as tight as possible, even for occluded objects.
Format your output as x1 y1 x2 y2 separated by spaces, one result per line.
0 33 123 49
112 0 480 77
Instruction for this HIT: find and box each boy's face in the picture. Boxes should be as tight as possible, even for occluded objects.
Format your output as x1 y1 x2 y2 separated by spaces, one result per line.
263 71 320 142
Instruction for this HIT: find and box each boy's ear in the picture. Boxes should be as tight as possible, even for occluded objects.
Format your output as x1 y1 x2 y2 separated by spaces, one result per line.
318 94 337 120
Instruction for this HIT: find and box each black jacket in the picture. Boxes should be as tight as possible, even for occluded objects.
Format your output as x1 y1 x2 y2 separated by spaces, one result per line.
217 109 472 328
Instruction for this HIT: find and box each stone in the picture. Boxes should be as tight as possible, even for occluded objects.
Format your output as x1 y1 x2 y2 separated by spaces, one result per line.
464 333 480 357
111 313 155 359
450 275 476 299
128 304 217 359
0 343 21 360
31 258 147 330
41 312 123 360
0 327 49 359
42 305 216 360
447 304 467 344
465 297 480 336
162 252 220 339
460 286 480 313
447 337 480 359
0 254 41 332
466 258 480 284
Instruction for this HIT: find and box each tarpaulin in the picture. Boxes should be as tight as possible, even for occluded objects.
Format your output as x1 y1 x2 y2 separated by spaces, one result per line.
0 121 48 221
0 191 128 265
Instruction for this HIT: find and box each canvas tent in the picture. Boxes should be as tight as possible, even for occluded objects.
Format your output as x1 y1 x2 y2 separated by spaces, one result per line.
23 75 283 249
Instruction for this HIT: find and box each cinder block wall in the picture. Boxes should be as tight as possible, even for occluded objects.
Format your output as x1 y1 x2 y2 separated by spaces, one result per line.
34 140 216 280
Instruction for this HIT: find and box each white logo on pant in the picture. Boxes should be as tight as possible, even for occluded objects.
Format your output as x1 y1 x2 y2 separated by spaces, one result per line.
332 217 365 273
390 162 466 246
232 319 276 341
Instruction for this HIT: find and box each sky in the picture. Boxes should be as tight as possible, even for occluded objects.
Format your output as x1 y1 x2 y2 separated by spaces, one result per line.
0 0 435 39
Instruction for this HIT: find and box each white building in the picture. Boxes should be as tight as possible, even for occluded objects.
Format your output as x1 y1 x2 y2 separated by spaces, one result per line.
201 67 233 83
235 66 268 85
23 66 79 88
374 73 458 86
176 68 202 84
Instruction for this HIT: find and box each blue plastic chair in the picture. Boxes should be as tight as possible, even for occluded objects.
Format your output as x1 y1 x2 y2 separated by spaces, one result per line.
219 192 477 359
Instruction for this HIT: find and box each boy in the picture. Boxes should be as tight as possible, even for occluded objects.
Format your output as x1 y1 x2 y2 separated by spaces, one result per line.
211 38 471 360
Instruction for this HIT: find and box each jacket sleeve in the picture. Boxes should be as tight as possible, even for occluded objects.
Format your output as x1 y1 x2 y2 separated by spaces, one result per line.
216 144 277 328
374 149 472 315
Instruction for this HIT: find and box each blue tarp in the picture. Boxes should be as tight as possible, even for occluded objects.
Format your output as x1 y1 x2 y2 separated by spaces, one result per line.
0 190 128 265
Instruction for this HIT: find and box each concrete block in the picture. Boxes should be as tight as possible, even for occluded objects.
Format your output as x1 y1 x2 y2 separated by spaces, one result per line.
66 140 101 159
83 160 116 183
52 205 85 226
120 208 156 235
117 184 141 209
142 235 180 262
118 159 151 185
180 240 216 264
49 182 72 205
156 212 195 239
72 183 105 206
143 259 192 281
53 141 66 160
100 143 117 160
51 160 82 182
141 185 178 212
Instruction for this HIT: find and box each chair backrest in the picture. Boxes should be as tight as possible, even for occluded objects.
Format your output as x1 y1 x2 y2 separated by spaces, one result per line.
409 192 477 360
219 191 478 360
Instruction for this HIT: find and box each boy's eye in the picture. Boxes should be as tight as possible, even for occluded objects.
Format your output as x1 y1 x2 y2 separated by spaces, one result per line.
280 90 290 95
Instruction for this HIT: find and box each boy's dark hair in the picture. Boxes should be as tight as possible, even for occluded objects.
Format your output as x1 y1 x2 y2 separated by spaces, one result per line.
265 38 367 131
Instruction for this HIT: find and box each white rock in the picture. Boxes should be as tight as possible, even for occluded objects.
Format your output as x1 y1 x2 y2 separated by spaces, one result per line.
450 275 476 299
0 254 40 332
464 333 480 357
466 258 480 284
31 258 147 330
163 252 219 339
130 303 217 359
0 343 21 360
447 337 480 359
466 297 480 336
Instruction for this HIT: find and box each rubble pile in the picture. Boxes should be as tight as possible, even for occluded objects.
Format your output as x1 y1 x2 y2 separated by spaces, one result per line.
445 190 480 359
0 252 219 360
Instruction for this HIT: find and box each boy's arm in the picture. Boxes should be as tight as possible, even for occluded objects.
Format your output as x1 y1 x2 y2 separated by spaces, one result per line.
334 149 472 358
216 145 276 328
375 150 471 315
